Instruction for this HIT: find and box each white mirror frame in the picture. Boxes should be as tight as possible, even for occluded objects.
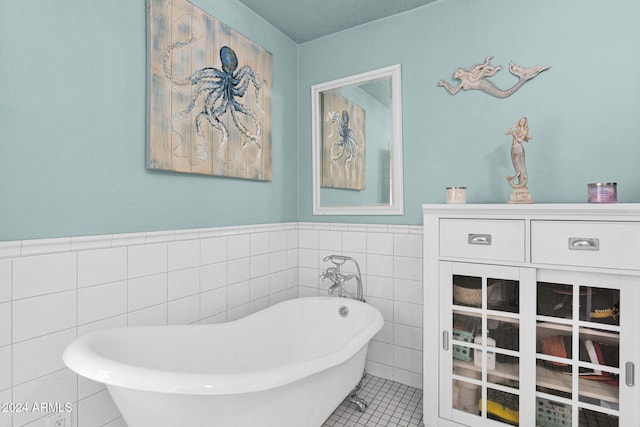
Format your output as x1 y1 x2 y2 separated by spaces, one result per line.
311 64 404 215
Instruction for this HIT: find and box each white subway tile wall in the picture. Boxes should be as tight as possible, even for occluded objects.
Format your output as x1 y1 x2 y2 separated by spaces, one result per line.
297 222 424 390
0 222 423 427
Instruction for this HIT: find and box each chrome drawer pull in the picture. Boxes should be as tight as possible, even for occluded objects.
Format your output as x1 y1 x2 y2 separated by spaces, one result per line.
568 237 600 251
468 234 492 245
443 331 449 351
626 362 635 387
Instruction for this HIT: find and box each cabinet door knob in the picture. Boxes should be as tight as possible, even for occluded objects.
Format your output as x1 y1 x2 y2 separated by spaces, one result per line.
568 237 600 251
468 234 492 245
443 331 449 351
626 362 635 387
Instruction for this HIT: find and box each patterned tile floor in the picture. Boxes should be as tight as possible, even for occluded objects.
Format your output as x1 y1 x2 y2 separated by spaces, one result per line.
323 375 424 427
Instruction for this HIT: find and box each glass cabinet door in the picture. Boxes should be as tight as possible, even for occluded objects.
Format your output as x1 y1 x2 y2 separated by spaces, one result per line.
535 273 625 427
441 262 530 427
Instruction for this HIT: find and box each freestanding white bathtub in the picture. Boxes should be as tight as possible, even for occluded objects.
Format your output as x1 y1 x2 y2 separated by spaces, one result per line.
63 296 383 427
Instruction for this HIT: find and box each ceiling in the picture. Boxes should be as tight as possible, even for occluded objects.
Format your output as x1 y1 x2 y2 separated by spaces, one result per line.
236 0 438 44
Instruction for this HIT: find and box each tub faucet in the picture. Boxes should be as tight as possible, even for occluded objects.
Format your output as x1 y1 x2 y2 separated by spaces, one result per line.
320 255 365 302
321 266 341 296
328 282 342 296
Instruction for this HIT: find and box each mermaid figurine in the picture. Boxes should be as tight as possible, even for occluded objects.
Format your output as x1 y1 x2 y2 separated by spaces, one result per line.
505 117 533 203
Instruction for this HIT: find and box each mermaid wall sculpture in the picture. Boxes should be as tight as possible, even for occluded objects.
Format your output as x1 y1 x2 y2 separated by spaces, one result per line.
505 117 533 204
438 56 550 98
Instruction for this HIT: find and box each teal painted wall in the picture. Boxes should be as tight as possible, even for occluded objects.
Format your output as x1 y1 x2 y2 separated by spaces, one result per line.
298 0 640 224
0 0 298 241
3 0 640 240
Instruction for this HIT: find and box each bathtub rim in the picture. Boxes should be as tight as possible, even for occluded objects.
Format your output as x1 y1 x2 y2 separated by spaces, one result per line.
63 296 383 395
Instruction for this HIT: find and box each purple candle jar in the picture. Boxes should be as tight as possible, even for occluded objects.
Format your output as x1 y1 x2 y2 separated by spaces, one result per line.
587 182 617 203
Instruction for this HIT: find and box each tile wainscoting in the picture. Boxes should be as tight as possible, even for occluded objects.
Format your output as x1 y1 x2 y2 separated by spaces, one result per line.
297 222 424 389
0 222 423 427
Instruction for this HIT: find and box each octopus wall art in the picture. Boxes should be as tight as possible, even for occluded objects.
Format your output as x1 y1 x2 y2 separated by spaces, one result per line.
321 91 366 191
147 0 273 180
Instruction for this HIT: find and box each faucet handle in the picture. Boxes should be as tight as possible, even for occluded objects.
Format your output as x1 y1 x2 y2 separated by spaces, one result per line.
320 266 336 279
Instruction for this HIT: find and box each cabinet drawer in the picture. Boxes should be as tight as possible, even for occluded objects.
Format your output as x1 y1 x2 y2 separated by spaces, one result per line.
531 221 640 270
439 219 525 262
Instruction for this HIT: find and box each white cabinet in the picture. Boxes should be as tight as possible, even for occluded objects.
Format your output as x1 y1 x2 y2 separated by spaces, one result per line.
423 205 640 427
439 219 526 262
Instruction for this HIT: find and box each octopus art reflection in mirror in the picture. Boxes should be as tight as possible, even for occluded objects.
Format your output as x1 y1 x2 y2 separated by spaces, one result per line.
328 110 361 183
321 92 366 190
147 0 273 181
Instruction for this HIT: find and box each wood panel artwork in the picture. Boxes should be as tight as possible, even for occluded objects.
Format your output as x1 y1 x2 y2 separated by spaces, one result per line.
321 91 366 190
146 0 273 180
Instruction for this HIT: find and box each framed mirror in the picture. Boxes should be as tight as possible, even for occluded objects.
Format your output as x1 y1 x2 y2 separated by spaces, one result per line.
311 64 404 215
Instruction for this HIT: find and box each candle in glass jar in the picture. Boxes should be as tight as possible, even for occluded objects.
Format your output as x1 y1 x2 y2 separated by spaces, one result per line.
587 182 617 203
446 187 466 204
